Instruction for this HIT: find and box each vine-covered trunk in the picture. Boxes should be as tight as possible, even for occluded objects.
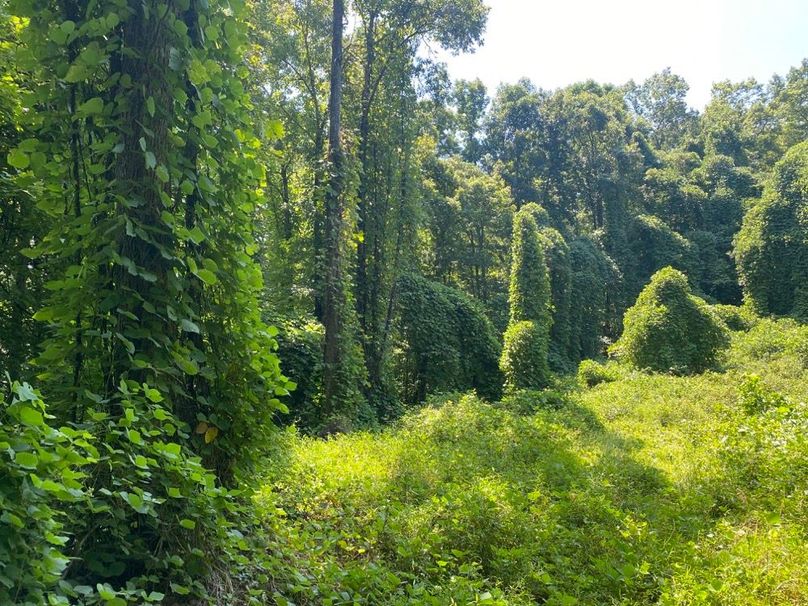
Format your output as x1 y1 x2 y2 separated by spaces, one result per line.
322 0 345 413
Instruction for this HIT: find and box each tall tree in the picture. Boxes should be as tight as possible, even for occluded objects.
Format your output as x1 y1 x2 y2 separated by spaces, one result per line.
351 0 488 407
500 209 552 389
454 78 488 162
625 68 696 150
322 0 345 412
321 0 365 418
8 0 290 596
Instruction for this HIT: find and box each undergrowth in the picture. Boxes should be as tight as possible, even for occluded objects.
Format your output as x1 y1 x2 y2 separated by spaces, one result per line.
256 316 808 605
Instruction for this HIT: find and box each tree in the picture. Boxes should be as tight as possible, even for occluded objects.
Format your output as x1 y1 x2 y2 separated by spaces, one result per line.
0 10 47 379
351 0 489 409
734 141 808 319
484 79 546 207
248 0 332 317
454 78 488 162
321 0 366 419
625 68 696 150
8 0 288 597
501 210 552 389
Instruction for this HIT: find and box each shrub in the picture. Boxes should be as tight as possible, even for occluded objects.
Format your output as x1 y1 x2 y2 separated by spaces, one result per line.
500 321 551 390
499 388 569 414
738 374 788 415
710 304 758 332
610 267 729 374
395 274 503 403
577 359 618 387
727 317 808 371
0 382 92 605
275 319 324 431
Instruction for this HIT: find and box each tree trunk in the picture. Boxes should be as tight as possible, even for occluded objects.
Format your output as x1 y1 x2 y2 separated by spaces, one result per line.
322 0 345 413
356 13 376 332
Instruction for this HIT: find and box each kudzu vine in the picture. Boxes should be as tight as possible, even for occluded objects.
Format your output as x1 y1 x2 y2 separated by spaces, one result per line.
7 0 289 600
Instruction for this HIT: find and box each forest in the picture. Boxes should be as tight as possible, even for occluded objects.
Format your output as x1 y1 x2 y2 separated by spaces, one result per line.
0 0 806 603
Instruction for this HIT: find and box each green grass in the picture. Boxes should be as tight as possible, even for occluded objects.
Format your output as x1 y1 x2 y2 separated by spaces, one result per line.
256 318 808 605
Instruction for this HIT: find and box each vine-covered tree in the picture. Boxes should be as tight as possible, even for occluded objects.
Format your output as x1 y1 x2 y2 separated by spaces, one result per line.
610 267 729 374
4 0 289 599
501 209 552 389
734 140 808 319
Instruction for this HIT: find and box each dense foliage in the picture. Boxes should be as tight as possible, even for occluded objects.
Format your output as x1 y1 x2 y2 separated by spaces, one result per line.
260 318 808 605
611 267 729 373
1 0 288 600
0 383 91 605
500 320 550 390
0 0 806 600
734 140 808 319
499 210 552 389
395 273 502 403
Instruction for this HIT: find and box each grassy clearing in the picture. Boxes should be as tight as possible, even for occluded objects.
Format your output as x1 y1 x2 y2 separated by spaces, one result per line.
256 319 808 605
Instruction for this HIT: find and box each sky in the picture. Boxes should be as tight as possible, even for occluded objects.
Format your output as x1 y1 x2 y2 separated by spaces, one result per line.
434 0 808 109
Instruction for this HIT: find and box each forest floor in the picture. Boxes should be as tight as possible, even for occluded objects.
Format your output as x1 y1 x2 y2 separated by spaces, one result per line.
256 318 808 605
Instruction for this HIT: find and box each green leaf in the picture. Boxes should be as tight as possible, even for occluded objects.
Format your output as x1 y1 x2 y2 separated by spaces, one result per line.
195 268 218 285
145 388 163 402
96 583 116 600
179 518 196 529
187 60 208 86
145 151 157 170
204 426 219 443
7 148 29 169
77 97 104 117
175 356 199 375
64 63 88 83
187 225 205 244
170 583 191 595
18 405 44 426
15 382 39 402
15 451 39 469
146 96 155 117
121 491 148 513
180 319 200 334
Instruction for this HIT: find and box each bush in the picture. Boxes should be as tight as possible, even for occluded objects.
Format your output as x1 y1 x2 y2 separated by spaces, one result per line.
275 319 324 431
499 388 569 414
500 321 551 390
728 318 808 369
0 382 92 605
738 374 788 415
395 274 503 403
610 267 729 374
710 304 759 332
577 359 618 387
